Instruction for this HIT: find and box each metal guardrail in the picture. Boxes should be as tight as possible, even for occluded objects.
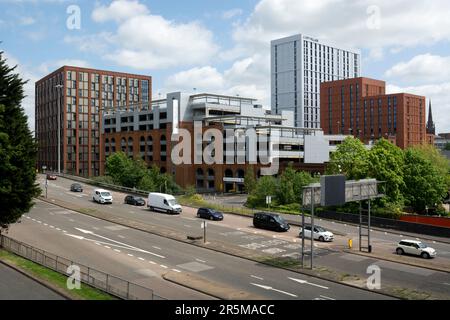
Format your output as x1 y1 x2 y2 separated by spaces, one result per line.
0 235 166 300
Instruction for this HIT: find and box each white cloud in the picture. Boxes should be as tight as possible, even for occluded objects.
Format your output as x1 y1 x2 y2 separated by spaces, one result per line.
92 0 149 23
222 8 243 20
81 0 219 70
37 59 90 75
19 17 36 26
229 0 450 58
385 54 450 84
163 53 270 106
387 83 450 133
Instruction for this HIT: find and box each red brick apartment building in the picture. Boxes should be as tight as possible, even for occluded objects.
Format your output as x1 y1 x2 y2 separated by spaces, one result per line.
35 66 152 176
320 77 427 149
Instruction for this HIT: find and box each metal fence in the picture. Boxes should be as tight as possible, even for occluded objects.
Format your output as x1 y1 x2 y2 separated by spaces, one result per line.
0 235 166 300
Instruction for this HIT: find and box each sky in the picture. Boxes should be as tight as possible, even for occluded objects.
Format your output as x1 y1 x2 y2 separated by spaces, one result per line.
1 0 449 133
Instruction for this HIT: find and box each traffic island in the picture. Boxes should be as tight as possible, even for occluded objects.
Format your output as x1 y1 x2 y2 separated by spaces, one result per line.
163 271 265 300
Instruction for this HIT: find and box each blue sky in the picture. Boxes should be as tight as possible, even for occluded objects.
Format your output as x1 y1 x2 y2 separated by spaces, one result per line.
1 0 449 133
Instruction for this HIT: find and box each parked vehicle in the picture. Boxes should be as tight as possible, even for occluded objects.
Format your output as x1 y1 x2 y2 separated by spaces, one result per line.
92 189 113 204
70 183 83 192
196 208 223 221
299 224 334 242
46 174 57 180
253 212 290 232
124 195 146 206
147 193 182 214
396 240 437 259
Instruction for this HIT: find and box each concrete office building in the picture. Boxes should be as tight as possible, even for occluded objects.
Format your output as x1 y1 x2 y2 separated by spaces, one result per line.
103 92 347 192
320 77 427 149
35 66 151 176
271 34 361 128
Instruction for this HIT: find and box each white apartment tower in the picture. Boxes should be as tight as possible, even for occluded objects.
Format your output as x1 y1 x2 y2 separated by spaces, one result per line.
271 34 361 128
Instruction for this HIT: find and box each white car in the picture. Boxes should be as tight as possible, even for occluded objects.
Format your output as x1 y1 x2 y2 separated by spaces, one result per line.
396 240 437 259
92 189 113 204
147 192 182 214
299 224 334 242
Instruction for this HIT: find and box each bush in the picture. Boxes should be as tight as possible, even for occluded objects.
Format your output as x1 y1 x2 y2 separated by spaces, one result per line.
92 176 116 186
184 185 196 197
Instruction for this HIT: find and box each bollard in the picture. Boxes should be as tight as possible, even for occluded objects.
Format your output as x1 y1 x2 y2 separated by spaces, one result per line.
348 238 353 249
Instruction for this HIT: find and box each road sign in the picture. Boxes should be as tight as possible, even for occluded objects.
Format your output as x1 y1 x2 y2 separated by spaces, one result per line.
201 221 207 229
266 196 272 205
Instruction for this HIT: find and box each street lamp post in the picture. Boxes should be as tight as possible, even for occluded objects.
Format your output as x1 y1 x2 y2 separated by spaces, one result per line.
55 84 63 174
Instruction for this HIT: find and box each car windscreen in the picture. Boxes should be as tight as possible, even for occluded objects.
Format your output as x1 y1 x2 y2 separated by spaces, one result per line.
101 192 111 197
315 226 326 233
168 199 178 206
135 197 143 201
418 243 427 248
273 215 286 224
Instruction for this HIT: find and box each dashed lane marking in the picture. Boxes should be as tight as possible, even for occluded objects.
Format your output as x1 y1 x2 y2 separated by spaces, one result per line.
195 259 206 263
128 254 134 257
152 246 161 250
138 257 145 261
160 265 168 269
172 269 181 273
250 275 264 280
114 249 121 253
149 261 156 265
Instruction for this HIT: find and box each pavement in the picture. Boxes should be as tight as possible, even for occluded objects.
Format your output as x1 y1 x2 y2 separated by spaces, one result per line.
23 174 450 299
0 262 65 300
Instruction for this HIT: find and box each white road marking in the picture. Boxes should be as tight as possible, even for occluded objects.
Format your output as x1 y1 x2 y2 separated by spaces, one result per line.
400 235 403 237
160 265 168 269
250 283 297 298
74 228 165 259
128 254 134 257
195 259 206 263
149 261 156 265
320 295 335 300
62 230 67 233
138 257 145 261
152 246 161 250
26 216 30 219
433 241 436 244
416 238 420 241
95 242 101 246
443 283 450 286
69 219 75 222
104 246 111 249
172 269 181 273
92 227 99 230
288 277 329 289
43 223 48 226
49 225 55 228
250 275 264 280
55 228 61 231
114 249 121 253
32 219 36 221
117 235 125 239
183 225 192 228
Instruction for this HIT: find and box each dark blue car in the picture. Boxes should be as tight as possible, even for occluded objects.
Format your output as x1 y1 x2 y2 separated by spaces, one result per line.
196 208 223 221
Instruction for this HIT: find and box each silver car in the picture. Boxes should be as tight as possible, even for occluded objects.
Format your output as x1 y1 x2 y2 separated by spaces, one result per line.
396 240 437 259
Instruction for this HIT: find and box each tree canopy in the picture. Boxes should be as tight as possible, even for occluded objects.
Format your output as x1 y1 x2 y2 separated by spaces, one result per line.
326 137 369 180
0 52 40 229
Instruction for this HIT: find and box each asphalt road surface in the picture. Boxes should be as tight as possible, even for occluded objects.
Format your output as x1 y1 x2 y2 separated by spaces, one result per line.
0 263 65 300
8 198 392 300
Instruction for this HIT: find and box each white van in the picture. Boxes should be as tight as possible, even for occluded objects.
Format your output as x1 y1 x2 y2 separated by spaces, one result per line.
147 193 182 214
93 189 113 204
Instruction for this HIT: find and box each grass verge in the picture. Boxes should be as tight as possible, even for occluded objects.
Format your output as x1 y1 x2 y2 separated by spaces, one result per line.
0 249 116 300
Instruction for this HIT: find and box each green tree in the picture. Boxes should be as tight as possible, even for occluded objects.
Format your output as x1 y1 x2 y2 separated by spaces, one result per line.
277 165 296 205
244 169 257 194
247 176 278 207
293 171 316 204
403 148 447 212
367 138 405 206
0 52 40 229
412 144 450 189
444 142 450 151
105 151 132 184
327 137 369 180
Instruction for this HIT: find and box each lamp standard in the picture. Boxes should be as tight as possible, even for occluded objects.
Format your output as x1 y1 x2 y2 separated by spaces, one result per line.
55 84 64 174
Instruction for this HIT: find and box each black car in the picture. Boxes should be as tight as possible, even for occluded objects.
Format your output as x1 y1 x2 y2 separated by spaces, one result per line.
70 183 83 192
253 212 290 232
124 195 146 206
196 208 223 221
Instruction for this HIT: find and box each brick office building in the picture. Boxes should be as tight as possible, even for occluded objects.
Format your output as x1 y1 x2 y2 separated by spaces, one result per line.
320 77 427 149
35 66 151 176
103 92 348 192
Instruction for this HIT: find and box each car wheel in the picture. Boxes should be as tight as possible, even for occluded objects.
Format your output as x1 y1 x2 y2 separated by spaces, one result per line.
197 213 200 218
93 197 96 203
396 248 404 255
319 236 325 242
421 252 430 259
149 206 154 211
210 216 214 220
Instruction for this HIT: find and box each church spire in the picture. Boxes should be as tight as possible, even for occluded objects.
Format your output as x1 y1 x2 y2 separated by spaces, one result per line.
426 100 436 135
